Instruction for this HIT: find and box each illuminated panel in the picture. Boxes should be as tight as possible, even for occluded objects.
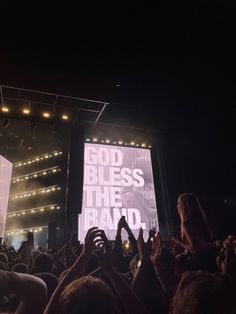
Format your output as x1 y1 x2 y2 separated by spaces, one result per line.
78 143 158 241
0 155 13 237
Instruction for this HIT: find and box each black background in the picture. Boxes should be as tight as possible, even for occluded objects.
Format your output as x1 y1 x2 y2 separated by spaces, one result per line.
0 1 235 238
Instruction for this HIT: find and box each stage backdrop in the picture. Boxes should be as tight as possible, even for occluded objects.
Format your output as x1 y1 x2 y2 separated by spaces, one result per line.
78 143 158 241
0 155 13 238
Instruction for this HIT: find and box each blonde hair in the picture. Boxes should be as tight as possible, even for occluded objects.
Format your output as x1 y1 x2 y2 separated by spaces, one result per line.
179 193 206 221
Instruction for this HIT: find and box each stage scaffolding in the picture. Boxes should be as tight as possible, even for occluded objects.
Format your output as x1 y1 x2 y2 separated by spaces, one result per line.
0 85 109 248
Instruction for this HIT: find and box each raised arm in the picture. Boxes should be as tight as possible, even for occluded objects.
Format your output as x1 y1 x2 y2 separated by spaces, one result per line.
132 228 162 308
44 227 102 314
99 230 150 314
123 218 138 255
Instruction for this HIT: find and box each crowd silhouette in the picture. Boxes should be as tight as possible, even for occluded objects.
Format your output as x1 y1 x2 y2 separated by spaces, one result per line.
0 193 236 314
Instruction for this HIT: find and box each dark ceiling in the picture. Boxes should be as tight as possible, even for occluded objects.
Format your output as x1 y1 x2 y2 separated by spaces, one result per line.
0 1 235 236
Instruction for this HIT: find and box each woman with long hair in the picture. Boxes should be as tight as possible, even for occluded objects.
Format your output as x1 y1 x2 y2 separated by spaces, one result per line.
172 193 212 255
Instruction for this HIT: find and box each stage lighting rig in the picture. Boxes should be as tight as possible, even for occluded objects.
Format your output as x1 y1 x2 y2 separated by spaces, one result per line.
14 151 63 168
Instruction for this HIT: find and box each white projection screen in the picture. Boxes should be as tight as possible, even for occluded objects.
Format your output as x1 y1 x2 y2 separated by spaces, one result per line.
78 143 159 241
0 155 13 238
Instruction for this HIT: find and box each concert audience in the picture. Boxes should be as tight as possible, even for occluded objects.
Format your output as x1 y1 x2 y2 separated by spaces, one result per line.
0 193 236 313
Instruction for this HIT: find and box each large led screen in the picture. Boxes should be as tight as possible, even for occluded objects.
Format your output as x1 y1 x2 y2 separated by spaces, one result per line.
0 155 13 238
78 143 158 241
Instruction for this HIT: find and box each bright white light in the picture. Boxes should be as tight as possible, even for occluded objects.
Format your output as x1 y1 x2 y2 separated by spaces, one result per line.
105 139 110 143
42 112 51 118
141 143 146 147
62 114 69 120
2 107 9 112
93 138 98 142
22 108 30 115
130 142 135 146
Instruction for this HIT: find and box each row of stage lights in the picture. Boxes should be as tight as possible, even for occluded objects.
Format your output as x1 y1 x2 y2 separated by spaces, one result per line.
12 166 61 183
8 204 60 217
5 225 48 236
11 185 61 201
86 138 151 148
14 151 63 168
1 106 69 121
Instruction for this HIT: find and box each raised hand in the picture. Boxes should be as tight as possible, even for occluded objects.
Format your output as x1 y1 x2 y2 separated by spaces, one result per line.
82 227 102 258
150 232 162 267
117 216 126 230
122 217 130 231
148 228 156 240
97 230 112 270
220 248 236 276
137 228 149 261
146 227 156 253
